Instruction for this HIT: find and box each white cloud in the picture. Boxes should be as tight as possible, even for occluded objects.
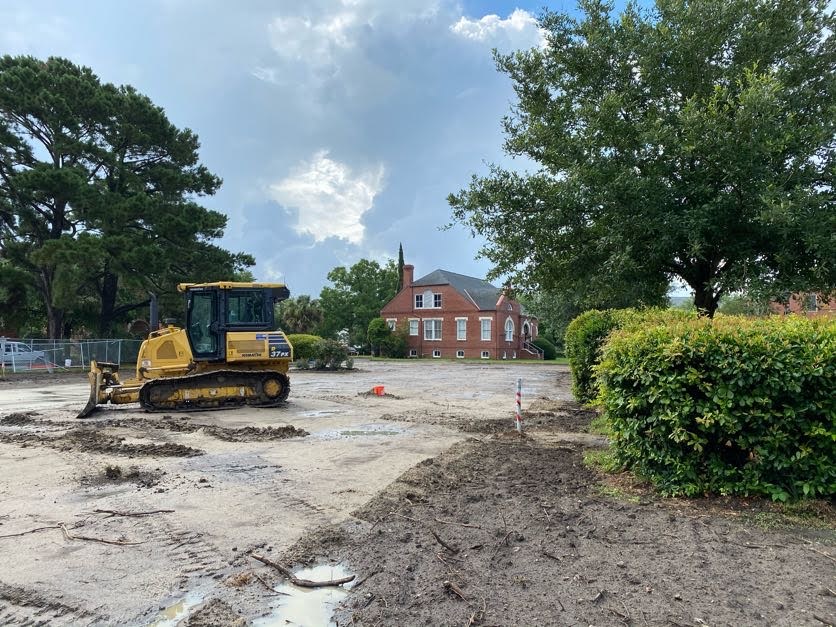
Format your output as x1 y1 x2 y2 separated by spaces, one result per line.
267 12 356 69
450 8 544 49
269 150 385 245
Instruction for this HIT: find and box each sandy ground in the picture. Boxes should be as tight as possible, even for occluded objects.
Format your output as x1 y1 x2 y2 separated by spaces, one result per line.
1 360 833 626
0 359 564 625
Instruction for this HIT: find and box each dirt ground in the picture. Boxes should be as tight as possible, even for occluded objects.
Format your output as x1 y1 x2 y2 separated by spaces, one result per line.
0 360 833 626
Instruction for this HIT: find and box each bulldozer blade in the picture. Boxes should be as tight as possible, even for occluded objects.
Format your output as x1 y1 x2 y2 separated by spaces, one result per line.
76 369 103 419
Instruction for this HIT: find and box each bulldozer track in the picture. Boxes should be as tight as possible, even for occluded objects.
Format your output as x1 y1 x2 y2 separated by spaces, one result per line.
138 370 290 413
0 583 100 626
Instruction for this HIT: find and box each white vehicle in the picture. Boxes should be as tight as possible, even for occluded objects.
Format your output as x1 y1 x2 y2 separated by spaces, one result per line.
1 340 47 366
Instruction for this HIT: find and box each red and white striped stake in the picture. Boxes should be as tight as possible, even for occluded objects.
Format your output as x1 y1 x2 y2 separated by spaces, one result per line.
515 377 523 432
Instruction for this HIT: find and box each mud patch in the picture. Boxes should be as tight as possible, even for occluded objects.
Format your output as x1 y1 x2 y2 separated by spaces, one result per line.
0 411 39 426
0 428 203 457
278 437 836 627
206 425 309 442
182 599 246 627
0 582 100 624
98 417 308 442
357 390 402 399
523 398 597 433
80 463 163 489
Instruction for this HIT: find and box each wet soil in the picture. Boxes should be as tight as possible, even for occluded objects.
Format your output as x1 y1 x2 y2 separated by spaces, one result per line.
0 427 203 457
379 399 596 435
278 433 836 627
98 416 310 442
1 361 832 626
0 412 309 457
182 599 246 626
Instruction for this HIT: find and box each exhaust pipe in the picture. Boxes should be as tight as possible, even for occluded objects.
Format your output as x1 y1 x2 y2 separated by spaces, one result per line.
149 292 159 333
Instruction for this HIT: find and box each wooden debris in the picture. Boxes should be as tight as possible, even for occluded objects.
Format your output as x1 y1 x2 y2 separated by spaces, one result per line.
250 553 355 588
430 528 460 554
60 523 143 546
443 580 467 601
93 509 174 518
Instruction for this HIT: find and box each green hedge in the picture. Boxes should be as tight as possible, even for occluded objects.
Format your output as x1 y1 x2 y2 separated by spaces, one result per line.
565 308 694 403
286 334 321 360
597 316 836 500
531 337 557 360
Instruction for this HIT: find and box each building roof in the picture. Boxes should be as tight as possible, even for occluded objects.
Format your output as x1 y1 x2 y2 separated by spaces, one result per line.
413 269 503 310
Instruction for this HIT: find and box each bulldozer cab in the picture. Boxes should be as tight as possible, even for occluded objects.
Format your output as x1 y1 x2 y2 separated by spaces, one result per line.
180 282 290 361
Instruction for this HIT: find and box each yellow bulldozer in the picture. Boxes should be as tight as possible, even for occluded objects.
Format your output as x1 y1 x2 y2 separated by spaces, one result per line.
78 282 294 418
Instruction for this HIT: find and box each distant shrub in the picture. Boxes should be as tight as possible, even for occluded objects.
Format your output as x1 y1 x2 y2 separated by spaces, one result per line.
314 338 349 369
293 358 310 370
383 321 410 358
287 334 321 361
597 316 836 500
565 308 695 403
531 337 557 360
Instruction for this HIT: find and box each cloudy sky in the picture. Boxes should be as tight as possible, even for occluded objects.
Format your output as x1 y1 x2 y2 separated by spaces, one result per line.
1 1 598 296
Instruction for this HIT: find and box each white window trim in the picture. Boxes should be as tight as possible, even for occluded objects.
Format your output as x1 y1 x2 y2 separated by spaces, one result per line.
409 348 418 357
504 316 514 342
414 294 423 309
456 350 465 359
481 350 490 359
423 318 442 341
455 317 467 341
408 318 419 336
479 316 492 341
386 318 397 331
433 293 443 308
432 349 441 358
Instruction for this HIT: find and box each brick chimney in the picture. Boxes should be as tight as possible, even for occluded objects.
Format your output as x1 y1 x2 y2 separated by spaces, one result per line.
402 264 414 289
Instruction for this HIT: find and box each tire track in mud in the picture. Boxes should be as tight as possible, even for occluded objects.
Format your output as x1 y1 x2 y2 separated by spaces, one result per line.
184 455 335 527
0 583 101 626
129 516 230 586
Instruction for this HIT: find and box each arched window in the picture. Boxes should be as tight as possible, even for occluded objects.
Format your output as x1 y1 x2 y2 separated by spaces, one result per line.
504 317 514 342
522 321 530 339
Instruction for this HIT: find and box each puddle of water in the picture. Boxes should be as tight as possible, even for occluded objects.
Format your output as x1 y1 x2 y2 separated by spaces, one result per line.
253 564 352 627
314 423 404 440
147 591 205 627
299 409 338 418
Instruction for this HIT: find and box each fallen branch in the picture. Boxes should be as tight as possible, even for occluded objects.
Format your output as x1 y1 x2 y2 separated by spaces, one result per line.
443 580 467 601
467 596 487 625
250 553 355 588
0 525 61 539
434 517 481 529
93 509 174 518
430 529 460 554
806 546 836 563
60 523 143 546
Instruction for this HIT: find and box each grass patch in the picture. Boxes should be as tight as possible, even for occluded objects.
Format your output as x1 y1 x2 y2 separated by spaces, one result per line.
582 449 620 473
594 484 642 503
588 413 611 436
739 501 836 532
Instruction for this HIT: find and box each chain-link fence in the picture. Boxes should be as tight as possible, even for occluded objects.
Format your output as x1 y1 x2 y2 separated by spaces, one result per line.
1 337 144 373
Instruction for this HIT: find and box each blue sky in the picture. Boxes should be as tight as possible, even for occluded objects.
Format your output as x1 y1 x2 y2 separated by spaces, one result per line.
1 1 607 296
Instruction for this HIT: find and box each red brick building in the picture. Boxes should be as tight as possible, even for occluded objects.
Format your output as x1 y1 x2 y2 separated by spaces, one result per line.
380 265 542 359
770 292 836 317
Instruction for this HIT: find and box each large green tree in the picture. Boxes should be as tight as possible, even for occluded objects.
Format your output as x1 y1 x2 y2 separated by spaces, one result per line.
0 56 252 337
449 0 836 317
319 259 398 344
